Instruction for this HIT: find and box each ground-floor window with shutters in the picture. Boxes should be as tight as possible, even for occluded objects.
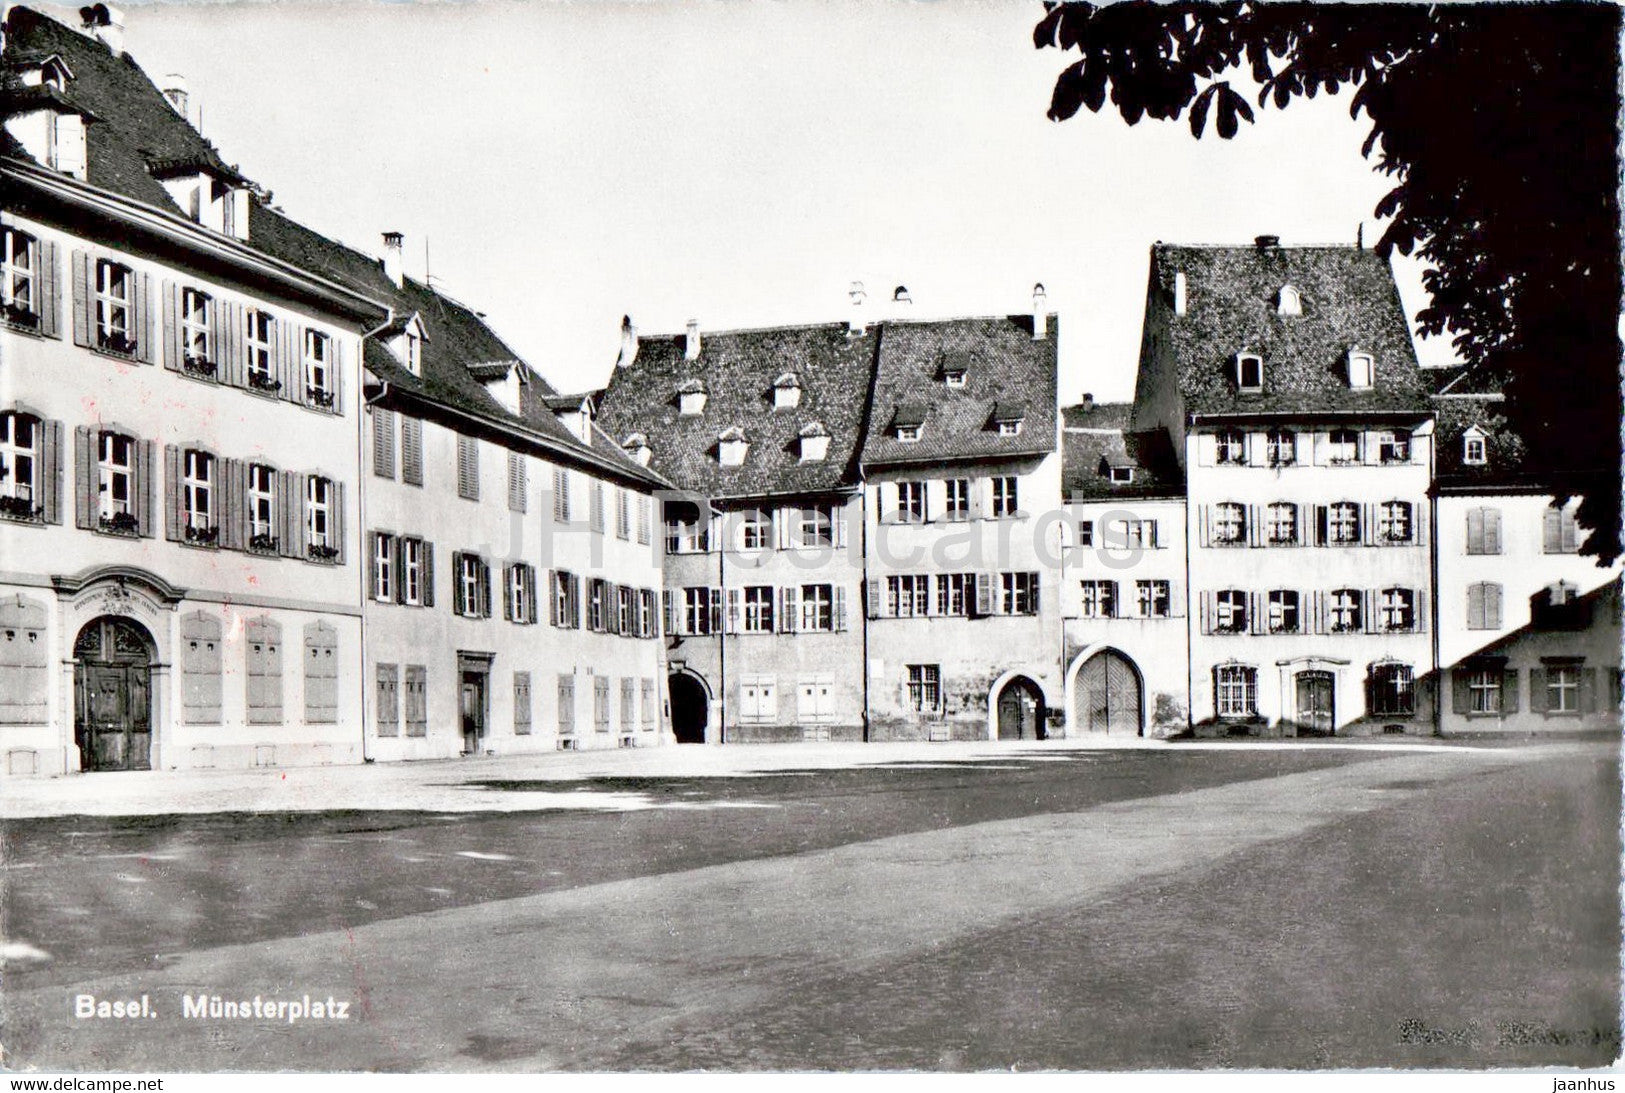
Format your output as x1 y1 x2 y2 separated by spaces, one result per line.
621 677 636 732
640 678 656 731
376 663 399 737
1457 665 1514 716
1542 662 1585 714
594 676 611 732
797 676 836 724
1215 664 1257 718
180 611 222 724
558 674 576 734
740 675 777 723
0 595 50 725
1467 582 1504 630
404 665 428 736
1367 662 1415 717
513 671 532 735
0 411 62 525
303 620 338 723
800 584 834 631
245 616 283 724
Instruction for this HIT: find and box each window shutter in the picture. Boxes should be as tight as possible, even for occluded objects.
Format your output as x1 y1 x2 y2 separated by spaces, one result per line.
394 536 408 604
834 585 848 631
1168 580 1186 618
215 458 241 550
570 574 583 628
1313 505 1328 547
40 419 62 525
503 564 515 621
508 451 526 513
217 299 241 387
1360 502 1376 546
1467 584 1484 630
1361 589 1377 634
1196 504 1210 547
164 444 182 542
1450 670 1471 714
1483 509 1501 554
131 271 155 364
133 439 155 537
457 435 478 500
1486 583 1502 629
1542 507 1561 552
73 426 93 529
421 542 435 607
1311 591 1327 635
1466 509 1484 554
1199 590 1212 635
1246 505 1263 547
71 250 91 347
368 532 382 600
479 559 492 617
37 240 60 338
663 589 676 636
1413 503 1428 547
329 336 345 415
864 578 882 619
276 318 300 403
1561 510 1578 553
1413 588 1428 633
276 470 297 557
450 551 466 615
974 572 994 617
833 507 847 549
779 586 799 633
527 568 539 623
1529 669 1548 713
401 416 423 486
373 408 396 479
332 481 347 565
707 587 722 635
725 589 740 635
1581 668 1599 713
162 281 181 371
1501 669 1520 713
1247 591 1264 635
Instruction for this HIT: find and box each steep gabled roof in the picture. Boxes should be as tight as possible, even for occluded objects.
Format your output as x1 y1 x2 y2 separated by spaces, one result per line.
1063 427 1184 501
1062 400 1132 430
595 322 877 499
862 315 1059 466
1431 384 1537 491
1145 243 1428 417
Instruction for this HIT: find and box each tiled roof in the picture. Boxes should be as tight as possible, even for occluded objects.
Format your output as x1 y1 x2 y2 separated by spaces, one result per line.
595 323 878 499
861 315 1059 466
1062 400 1132 430
1146 243 1428 417
1063 428 1185 500
1431 387 1537 491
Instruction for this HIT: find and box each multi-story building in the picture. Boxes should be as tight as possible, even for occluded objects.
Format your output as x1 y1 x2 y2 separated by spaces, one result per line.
1059 399 1189 736
0 5 376 774
1430 369 1622 734
1132 238 1439 735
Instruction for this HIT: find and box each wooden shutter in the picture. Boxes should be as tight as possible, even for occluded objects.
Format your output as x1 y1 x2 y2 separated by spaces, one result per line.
1360 502 1376 546
164 444 182 541
37 240 60 338
1413 588 1428 633
401 416 423 486
162 281 181 371
1484 509 1502 554
1451 670 1471 714
1198 590 1212 635
277 470 301 557
866 578 882 619
1500 669 1520 713
1581 668 1599 713
1311 590 1327 635
503 564 515 620
1313 505 1328 547
1413 502 1427 546
373 408 396 479
663 589 676 636
1361 589 1377 633
974 572 994 617
707 586 723 635
276 317 300 402
331 336 345 415
1467 584 1484 630
1196 504 1210 547
527 568 539 623
74 425 94 528
129 271 153 364
39 419 62 525
1247 591 1265 634
1246 505 1263 547
450 551 466 615
832 506 847 548
779 586 799 633
1486 583 1502 629
134 439 155 537
833 585 848 631
725 589 740 635
368 532 382 600
1168 580 1186 618
1529 669 1548 713
1543 507 1562 552
458 435 478 500
1466 509 1485 554
421 542 435 607
216 458 242 550
479 558 492 618
332 480 347 565
71 250 90 347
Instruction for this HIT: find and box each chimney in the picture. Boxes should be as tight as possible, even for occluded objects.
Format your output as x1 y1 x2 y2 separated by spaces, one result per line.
893 285 912 306
1173 271 1187 316
1031 282 1048 340
684 319 701 361
160 74 189 121
381 231 404 288
613 315 638 369
1254 233 1281 250
1080 392 1095 412
848 281 867 336
80 4 125 56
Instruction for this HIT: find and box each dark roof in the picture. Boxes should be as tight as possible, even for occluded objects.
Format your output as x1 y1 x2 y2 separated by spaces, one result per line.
1145 243 1428 417
595 323 878 499
861 315 1059 466
1425 363 1506 397
1431 386 1537 491
1062 400 1133 430
1063 428 1185 500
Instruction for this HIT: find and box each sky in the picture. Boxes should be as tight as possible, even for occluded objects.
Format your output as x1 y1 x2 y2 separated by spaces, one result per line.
55 0 1453 403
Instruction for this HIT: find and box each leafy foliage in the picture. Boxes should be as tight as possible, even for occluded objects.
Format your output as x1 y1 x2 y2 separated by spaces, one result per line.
1038 1 1622 560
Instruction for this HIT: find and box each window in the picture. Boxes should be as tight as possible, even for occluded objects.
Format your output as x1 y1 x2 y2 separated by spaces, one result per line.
507 563 538 625
1379 587 1416 632
1468 668 1503 714
1000 572 1039 616
0 412 39 512
740 676 778 724
943 369 967 389
641 679 656 730
404 329 422 376
181 288 212 370
403 664 427 737
887 575 931 618
665 504 710 553
372 533 396 601
743 585 775 632
1235 353 1263 390
182 450 214 538
1465 507 1502 555
1268 590 1300 634
454 553 491 618
305 475 335 556
1213 502 1246 546
640 589 658 638
1215 590 1247 634
1216 665 1257 717
557 674 575 734
552 570 580 629
1378 501 1413 543
1467 582 1503 631
998 420 1023 437
303 621 338 724
1328 589 1362 633
616 489 631 540
1328 429 1360 463
1216 430 1246 465
304 330 334 408
1347 351 1374 388
895 481 926 523
245 616 283 725
1377 430 1410 464
1543 503 1580 554
1109 465 1133 484
800 584 834 631
740 509 771 550
552 468 571 522
506 451 526 513
180 612 223 725
1076 520 1094 547
1276 285 1301 316
590 482 605 533
1546 665 1581 713
1327 502 1361 545
773 374 801 409
991 476 1019 517
1369 663 1415 716
1136 580 1171 619
457 435 479 501
637 495 652 545
895 424 921 443
1463 434 1488 465
97 431 134 525
797 676 837 724
587 578 609 632
375 663 399 737
1266 429 1295 466
247 463 276 548
683 587 714 636
513 672 532 735
1079 579 1116 619
907 664 942 714
1108 518 1158 549
1266 503 1298 546
796 504 836 548
1533 582 1587 631
936 573 973 617
617 585 636 635
594 676 611 733
244 308 276 390
94 259 133 351
400 537 426 606
1 228 35 319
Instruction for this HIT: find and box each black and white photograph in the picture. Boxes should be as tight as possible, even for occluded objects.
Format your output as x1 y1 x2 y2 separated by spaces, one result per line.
0 0 1619 1078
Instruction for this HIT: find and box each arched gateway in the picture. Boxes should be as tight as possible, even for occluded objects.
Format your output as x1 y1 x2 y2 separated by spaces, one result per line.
668 670 709 744
73 615 156 771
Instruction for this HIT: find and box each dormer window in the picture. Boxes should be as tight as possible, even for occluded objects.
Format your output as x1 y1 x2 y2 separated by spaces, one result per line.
998 421 1023 437
939 351 971 388
1347 350 1374 388
892 404 927 443
623 433 652 467
896 425 921 443
678 380 707 416
1462 427 1488 466
1276 284 1302 316
1234 353 1263 391
798 422 830 463
773 373 801 410
944 369 967 389
404 330 422 376
992 402 1027 437
717 427 748 467
1109 466 1134 484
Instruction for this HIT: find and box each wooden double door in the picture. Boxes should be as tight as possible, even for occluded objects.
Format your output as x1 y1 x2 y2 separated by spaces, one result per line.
1075 650 1142 735
74 617 155 772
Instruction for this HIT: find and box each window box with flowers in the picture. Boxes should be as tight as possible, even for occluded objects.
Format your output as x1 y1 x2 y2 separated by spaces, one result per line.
98 331 138 357
306 387 336 411
184 524 219 546
99 512 140 536
182 354 218 380
248 372 282 394
0 495 42 523
306 543 340 563
3 302 38 331
248 533 279 554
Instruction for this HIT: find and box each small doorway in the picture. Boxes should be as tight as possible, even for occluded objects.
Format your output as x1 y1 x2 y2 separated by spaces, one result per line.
996 676 1046 740
668 672 708 744
1074 649 1143 735
460 670 488 754
1296 670 1335 735
73 616 155 772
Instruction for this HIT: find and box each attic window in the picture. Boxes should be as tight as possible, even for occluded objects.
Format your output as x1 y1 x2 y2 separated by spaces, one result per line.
1276 285 1302 316
998 420 1023 437
717 427 748 467
896 425 922 443
799 422 831 463
678 381 707 416
404 331 422 376
1347 350 1374 388
1462 429 1488 466
1235 353 1263 391
773 373 801 409
622 433 652 467
943 369 967 389
1110 466 1135 484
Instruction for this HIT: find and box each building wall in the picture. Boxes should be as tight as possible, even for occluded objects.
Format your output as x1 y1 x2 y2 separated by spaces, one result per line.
0 210 366 776
863 454 1065 741
1061 497 1189 736
1435 492 1622 734
362 404 668 760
